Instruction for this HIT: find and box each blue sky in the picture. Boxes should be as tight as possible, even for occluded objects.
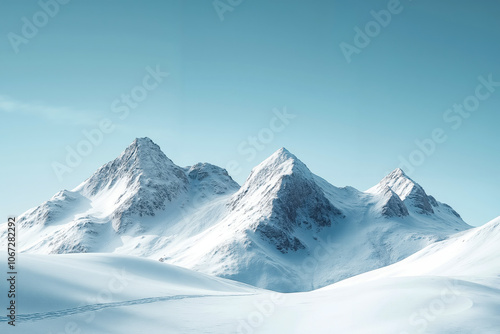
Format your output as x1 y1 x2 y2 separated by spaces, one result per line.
1 0 499 226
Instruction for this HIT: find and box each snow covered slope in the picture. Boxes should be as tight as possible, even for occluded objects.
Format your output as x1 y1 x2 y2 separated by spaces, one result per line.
331 216 500 287
159 148 471 292
0 252 260 333
1 217 499 333
0 138 471 292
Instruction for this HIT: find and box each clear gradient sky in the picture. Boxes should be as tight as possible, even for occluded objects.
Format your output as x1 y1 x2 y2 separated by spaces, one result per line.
1 0 499 226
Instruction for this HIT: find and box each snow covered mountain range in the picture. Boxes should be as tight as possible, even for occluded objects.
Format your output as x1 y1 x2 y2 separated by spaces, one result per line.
0 137 472 292
2 216 499 333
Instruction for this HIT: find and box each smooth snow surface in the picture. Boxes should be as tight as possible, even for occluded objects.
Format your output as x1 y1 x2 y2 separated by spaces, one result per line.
1 217 499 333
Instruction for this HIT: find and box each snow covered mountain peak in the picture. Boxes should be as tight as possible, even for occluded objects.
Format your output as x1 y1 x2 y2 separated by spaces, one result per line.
245 147 311 184
77 137 183 196
72 138 190 232
366 168 466 225
260 146 296 165
125 137 172 163
379 168 416 191
114 136 178 178
387 167 407 179
368 168 434 215
235 147 320 202
273 146 294 159
227 147 343 256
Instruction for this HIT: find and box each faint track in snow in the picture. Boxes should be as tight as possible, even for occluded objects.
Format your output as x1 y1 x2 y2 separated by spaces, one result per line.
0 293 254 323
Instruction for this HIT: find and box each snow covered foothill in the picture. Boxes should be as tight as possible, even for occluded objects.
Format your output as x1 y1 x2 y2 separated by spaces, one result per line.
0 217 499 333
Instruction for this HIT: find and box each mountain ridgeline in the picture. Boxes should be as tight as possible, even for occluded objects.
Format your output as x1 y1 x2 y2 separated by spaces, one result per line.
0 138 471 292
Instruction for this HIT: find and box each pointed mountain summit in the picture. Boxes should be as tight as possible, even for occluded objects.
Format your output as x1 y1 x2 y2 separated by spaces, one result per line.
75 137 189 232
368 168 434 215
230 147 343 253
234 147 312 196
368 168 466 229
78 137 185 196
